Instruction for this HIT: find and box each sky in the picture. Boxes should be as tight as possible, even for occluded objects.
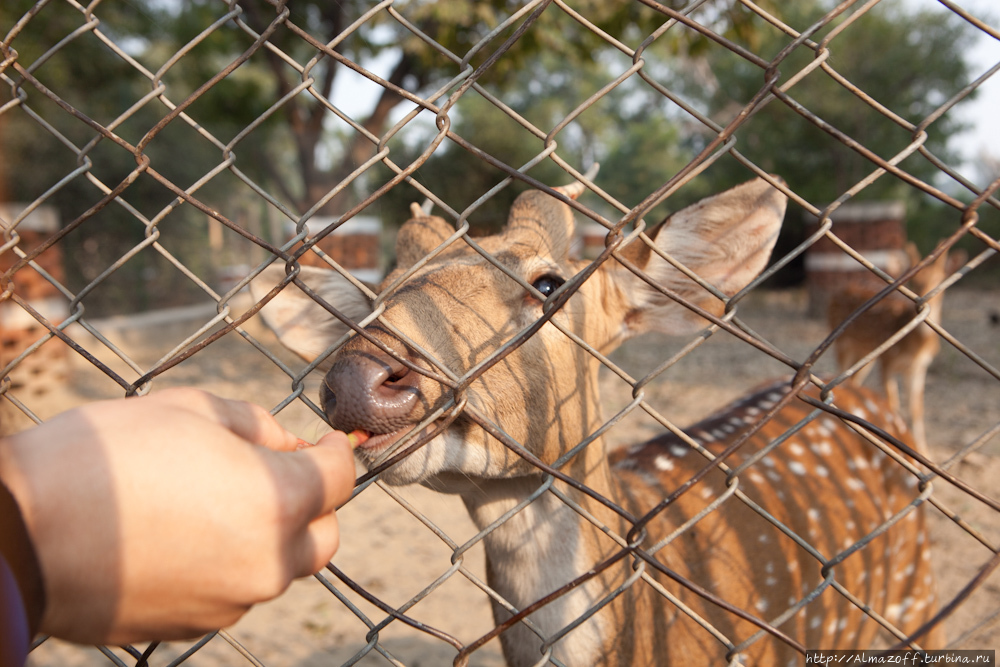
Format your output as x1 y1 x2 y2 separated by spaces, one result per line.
913 0 1000 184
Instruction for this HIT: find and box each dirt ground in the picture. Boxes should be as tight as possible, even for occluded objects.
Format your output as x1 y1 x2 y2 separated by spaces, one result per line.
13 286 1000 667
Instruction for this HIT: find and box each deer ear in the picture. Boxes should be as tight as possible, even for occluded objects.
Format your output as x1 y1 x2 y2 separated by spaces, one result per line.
504 190 576 261
250 264 372 368
396 211 455 269
625 178 786 335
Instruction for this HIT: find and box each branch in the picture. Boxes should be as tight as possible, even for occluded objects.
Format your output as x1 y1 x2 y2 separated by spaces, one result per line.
344 52 427 175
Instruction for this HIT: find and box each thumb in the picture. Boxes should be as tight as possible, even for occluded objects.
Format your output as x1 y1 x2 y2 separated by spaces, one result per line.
297 432 357 511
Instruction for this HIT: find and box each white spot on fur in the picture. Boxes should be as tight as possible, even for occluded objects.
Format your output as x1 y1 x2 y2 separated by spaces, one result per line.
810 441 832 456
789 461 807 476
654 455 675 472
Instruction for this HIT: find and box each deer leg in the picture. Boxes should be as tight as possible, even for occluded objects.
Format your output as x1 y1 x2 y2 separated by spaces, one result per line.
880 362 901 415
906 355 933 454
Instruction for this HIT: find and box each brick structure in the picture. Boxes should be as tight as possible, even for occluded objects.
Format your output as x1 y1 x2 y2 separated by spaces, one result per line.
576 221 614 260
803 202 909 317
293 215 383 285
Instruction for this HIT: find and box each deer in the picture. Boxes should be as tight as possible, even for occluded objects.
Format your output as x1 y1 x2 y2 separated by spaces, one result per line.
251 176 942 666
827 242 966 455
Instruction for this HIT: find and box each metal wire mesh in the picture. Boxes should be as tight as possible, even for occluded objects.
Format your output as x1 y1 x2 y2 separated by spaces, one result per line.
2 0 999 665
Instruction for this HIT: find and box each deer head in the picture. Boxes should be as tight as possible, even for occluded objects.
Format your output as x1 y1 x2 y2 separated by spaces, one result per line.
252 178 786 487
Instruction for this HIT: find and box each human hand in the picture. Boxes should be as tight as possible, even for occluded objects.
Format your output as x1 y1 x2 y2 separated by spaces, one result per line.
0 388 356 645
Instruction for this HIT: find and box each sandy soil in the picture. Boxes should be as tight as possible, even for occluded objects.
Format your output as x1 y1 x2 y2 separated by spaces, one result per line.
14 287 1000 667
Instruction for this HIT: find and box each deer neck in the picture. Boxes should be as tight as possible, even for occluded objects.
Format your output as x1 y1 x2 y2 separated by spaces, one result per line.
444 434 629 666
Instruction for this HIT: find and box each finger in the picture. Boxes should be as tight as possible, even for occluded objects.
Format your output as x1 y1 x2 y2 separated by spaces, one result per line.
301 433 357 511
149 388 298 451
270 432 356 539
290 511 341 577
163 389 299 451
214 399 299 452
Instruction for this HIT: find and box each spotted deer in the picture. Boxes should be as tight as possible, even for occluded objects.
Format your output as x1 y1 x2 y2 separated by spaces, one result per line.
253 177 942 666
827 242 966 454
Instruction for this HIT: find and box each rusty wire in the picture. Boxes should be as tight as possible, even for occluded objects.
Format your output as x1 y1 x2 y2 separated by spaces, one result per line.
2 0 1000 665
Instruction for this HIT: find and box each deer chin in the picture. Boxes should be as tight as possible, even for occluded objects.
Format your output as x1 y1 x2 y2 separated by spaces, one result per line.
352 419 512 486
349 422 451 486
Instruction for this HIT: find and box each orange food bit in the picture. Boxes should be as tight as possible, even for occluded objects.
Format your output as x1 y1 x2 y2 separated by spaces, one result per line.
346 430 370 449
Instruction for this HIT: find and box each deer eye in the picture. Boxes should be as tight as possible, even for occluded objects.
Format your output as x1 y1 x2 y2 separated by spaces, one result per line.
531 274 565 298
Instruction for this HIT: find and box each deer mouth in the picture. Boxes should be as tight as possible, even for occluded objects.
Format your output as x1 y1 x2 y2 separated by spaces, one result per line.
350 423 437 462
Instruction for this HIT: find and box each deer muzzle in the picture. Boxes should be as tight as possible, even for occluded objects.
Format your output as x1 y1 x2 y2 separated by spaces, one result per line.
321 347 422 437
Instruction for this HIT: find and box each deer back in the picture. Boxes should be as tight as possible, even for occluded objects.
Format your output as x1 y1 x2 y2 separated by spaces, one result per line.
607 379 942 662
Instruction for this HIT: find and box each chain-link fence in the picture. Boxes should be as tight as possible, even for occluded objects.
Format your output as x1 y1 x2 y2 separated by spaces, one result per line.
2 0 999 665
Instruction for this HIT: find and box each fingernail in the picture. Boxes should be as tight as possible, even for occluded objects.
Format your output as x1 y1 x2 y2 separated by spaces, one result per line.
295 438 312 450
346 430 369 449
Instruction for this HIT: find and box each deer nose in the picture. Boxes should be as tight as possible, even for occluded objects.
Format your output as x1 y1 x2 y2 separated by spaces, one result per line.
321 350 420 435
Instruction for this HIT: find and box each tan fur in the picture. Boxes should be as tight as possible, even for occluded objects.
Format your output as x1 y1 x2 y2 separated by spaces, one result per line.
828 243 966 453
253 179 942 665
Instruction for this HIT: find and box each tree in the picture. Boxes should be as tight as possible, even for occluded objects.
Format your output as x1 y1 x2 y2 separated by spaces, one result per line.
3 0 984 312
672 0 977 207
3 0 781 312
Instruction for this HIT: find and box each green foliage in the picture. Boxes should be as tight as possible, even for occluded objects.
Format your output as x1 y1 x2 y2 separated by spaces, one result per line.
683 0 976 218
